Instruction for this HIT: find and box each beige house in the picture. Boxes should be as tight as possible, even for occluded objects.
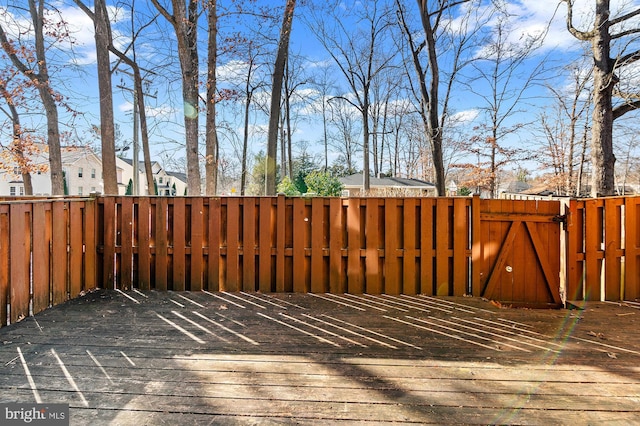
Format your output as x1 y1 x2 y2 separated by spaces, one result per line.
339 173 437 197
0 145 104 196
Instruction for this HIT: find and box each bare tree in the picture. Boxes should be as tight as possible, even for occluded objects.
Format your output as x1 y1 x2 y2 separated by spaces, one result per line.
563 0 640 196
74 0 157 195
72 0 118 194
396 0 483 195
309 61 337 171
204 0 219 195
538 60 593 195
0 0 65 194
151 0 202 195
265 0 296 195
0 77 34 194
467 3 550 197
308 0 395 191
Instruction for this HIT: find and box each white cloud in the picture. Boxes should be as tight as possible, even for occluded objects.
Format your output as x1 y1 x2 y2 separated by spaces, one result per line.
446 109 479 126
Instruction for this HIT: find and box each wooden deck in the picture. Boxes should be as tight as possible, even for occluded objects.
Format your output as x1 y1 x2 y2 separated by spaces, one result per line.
1 291 640 425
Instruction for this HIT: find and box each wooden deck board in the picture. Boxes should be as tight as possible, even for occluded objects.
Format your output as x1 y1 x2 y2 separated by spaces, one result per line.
1 291 640 425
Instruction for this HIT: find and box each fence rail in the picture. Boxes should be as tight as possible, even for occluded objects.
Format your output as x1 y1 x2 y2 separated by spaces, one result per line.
2 195 640 327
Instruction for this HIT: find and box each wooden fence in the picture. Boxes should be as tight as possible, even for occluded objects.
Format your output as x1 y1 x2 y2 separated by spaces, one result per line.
566 196 640 302
2 195 640 327
96 196 477 296
0 199 96 326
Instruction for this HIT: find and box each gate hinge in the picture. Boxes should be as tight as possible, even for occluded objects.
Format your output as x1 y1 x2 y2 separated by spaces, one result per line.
552 214 567 228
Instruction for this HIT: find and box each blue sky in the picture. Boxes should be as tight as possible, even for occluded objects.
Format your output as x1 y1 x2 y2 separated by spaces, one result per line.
1 0 639 184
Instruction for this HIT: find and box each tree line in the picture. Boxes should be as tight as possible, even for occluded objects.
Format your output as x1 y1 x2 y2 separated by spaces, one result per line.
0 0 639 197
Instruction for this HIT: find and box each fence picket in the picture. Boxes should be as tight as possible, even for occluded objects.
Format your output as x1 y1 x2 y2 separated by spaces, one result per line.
172 198 186 291
208 198 221 291
243 198 257 292
190 197 204 291
32 203 50 313
154 198 168 291
604 198 623 301
365 198 381 294
625 197 640 299
0 205 8 326
310 198 325 293
136 197 151 290
9 204 30 324
258 198 272 292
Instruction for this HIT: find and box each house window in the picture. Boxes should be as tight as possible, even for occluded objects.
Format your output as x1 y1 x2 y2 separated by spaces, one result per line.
159 177 163 184
91 187 96 193
19 187 24 196
78 167 83 178
78 186 83 196
10 186 16 196
91 168 96 178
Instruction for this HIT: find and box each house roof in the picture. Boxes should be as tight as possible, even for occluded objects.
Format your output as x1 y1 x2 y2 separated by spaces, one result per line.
339 173 435 189
167 171 187 183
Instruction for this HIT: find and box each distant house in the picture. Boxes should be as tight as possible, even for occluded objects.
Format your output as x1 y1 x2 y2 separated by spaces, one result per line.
117 158 188 196
339 173 437 197
0 145 188 196
0 145 104 196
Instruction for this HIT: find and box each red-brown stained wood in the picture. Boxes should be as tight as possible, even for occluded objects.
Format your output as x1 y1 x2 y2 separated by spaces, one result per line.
119 198 134 291
190 197 204 291
420 198 435 295
625 197 639 299
435 199 450 296
84 200 97 291
9 204 30 324
136 197 152 290
243 198 257 292
566 200 585 301
208 198 222 291
310 198 325 293
31 203 51 314
51 202 68 304
365 198 381 294
276 196 286 292
101 198 115 290
172 198 186 291
604 198 623 301
470 196 482 297
0 205 8 326
584 200 603 301
69 202 85 296
403 198 418 295
346 198 362 294
154 198 168 291
258 199 272 293
384 198 400 295
329 198 344 293
226 198 240 292
452 198 468 296
292 198 307 293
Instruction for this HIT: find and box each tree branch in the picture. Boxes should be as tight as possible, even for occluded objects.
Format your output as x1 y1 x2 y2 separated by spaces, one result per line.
615 49 640 66
609 7 640 26
611 27 640 40
613 99 640 120
561 0 594 41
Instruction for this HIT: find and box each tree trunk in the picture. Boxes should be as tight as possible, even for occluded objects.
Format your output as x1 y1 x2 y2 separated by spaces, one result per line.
266 0 296 195
590 0 616 196
152 0 202 195
94 0 118 195
205 0 218 196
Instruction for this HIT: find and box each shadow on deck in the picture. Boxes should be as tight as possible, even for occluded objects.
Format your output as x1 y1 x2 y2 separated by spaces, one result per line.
1 290 640 424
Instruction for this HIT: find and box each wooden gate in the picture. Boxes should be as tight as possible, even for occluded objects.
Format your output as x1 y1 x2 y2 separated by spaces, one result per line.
477 199 563 308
